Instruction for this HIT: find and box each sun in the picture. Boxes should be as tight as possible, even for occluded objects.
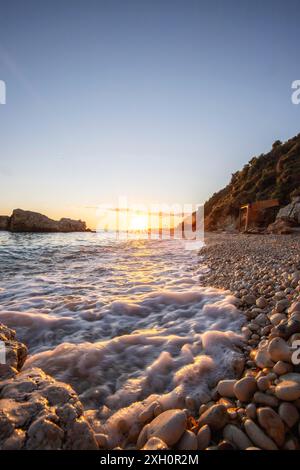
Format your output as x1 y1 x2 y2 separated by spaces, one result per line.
129 214 149 231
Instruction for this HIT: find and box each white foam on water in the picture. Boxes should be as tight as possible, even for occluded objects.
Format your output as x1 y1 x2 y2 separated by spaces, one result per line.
0 232 245 446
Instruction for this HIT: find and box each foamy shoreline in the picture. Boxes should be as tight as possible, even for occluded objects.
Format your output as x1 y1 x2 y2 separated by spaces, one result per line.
1 233 300 450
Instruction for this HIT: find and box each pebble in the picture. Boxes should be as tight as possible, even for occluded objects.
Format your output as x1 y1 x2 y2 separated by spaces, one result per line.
142 437 168 450
228 409 237 420
283 438 298 450
252 391 279 407
1 429 26 450
275 299 289 313
243 294 257 306
223 424 252 450
256 297 267 309
289 301 300 314
139 409 187 447
176 430 197 450
278 402 299 428
268 337 291 363
218 398 235 409
245 403 257 420
197 425 211 450
244 419 278 450
257 376 270 391
138 402 158 424
275 380 300 401
270 313 286 326
198 404 208 416
217 379 236 398
217 440 235 450
136 425 149 449
257 407 285 447
95 433 108 448
198 404 228 431
273 361 293 375
254 348 274 369
234 377 257 402
254 313 268 326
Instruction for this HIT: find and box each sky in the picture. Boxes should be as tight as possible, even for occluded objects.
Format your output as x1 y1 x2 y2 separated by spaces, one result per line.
0 0 300 229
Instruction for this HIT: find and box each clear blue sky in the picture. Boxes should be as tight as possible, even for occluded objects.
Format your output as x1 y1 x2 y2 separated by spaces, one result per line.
0 0 300 227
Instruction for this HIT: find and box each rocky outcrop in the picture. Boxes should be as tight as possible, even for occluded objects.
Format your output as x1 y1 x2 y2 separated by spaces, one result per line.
276 197 300 225
0 323 27 380
0 216 10 231
203 133 300 231
0 323 98 450
267 197 300 234
0 209 89 233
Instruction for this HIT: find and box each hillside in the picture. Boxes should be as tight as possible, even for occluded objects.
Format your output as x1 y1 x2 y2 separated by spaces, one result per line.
204 133 300 230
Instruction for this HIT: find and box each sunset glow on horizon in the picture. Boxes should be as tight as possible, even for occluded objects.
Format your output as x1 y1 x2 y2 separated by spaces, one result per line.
1 1 299 225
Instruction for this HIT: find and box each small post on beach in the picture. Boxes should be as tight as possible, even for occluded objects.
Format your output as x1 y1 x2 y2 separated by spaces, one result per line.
245 204 249 232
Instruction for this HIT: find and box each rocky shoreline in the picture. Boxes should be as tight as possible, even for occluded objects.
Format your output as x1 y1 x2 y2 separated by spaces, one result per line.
1 233 300 450
0 323 98 450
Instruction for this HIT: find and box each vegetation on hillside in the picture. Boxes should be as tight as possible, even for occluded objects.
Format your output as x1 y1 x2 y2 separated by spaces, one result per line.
204 133 300 230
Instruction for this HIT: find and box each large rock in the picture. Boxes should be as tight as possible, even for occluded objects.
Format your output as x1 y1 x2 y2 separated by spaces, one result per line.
276 197 300 224
0 323 27 379
0 323 98 450
9 209 88 233
0 216 10 231
0 367 98 450
268 198 300 233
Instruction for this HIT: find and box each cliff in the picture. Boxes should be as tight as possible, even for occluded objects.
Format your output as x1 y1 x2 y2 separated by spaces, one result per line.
204 134 300 231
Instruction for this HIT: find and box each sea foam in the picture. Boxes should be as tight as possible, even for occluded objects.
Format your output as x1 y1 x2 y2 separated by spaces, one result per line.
0 232 245 446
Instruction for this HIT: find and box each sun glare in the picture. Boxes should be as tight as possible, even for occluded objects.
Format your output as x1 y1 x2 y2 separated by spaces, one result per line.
129 214 149 231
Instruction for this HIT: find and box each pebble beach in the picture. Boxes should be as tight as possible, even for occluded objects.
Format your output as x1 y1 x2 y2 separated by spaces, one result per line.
193 233 300 450
135 233 300 451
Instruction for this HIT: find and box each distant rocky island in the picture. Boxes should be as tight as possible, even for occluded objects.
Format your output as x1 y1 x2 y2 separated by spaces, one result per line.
0 209 90 233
